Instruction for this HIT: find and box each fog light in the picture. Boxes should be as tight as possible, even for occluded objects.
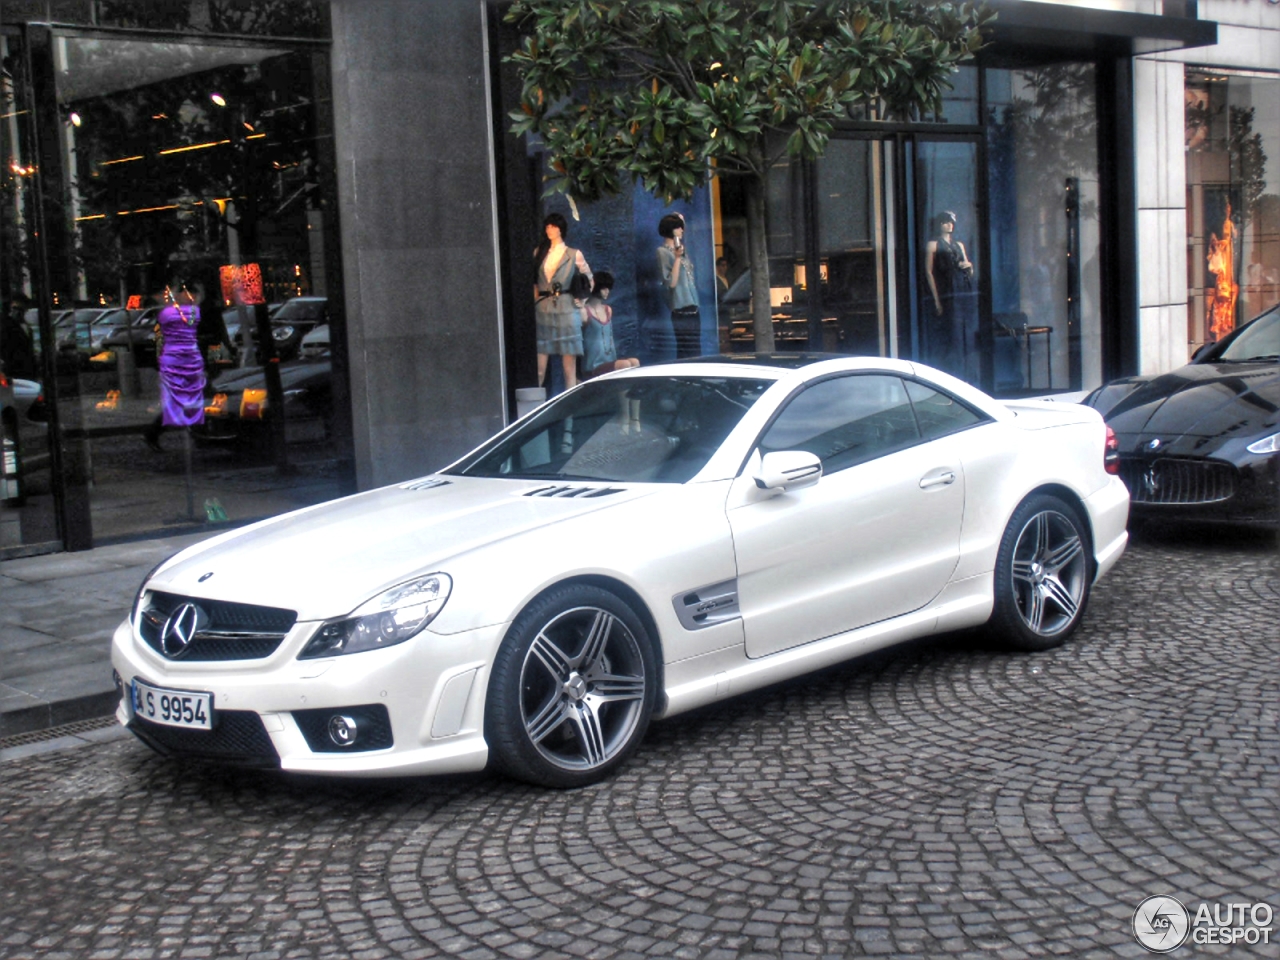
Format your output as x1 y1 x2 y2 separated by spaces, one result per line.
328 714 358 747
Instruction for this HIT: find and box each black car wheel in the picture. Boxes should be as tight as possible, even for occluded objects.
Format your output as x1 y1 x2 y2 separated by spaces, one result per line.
486 584 656 788
990 494 1092 651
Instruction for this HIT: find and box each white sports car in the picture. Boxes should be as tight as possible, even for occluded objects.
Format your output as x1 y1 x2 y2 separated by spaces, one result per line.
111 357 1129 787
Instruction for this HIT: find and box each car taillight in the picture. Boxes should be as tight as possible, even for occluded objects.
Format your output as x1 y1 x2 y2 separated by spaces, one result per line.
1104 425 1120 475
240 388 267 419
0 372 9 389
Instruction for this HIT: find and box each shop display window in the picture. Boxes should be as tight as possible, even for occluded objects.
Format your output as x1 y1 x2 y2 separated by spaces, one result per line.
1186 69 1280 350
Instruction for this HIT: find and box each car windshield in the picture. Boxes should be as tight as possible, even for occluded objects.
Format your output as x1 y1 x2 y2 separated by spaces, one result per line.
1218 307 1279 362
451 375 772 483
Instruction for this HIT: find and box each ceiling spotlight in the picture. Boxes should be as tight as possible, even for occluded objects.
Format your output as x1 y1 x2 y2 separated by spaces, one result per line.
210 93 227 107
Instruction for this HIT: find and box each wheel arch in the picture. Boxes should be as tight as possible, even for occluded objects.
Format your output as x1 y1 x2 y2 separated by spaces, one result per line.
1017 482 1096 573
505 573 668 713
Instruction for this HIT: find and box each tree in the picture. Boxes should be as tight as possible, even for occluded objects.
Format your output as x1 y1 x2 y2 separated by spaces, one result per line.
506 0 992 350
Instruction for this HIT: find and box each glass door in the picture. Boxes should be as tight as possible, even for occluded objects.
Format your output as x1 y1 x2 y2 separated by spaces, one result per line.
910 138 983 385
813 138 896 358
29 28 345 546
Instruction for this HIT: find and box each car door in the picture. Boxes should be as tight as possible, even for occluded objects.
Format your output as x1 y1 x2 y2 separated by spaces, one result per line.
727 373 972 659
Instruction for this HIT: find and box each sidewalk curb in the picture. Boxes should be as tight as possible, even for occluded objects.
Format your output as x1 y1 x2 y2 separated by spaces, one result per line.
0 688 120 738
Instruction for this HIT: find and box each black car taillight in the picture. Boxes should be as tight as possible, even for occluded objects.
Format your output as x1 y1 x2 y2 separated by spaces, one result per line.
1104 425 1120 475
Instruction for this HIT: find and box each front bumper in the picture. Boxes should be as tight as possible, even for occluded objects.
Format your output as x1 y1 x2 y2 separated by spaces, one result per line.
111 615 507 777
1117 453 1278 527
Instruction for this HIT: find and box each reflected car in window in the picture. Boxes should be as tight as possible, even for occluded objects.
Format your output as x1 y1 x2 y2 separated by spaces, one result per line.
229 298 324 362
112 357 1128 787
98 307 163 366
1 371 47 501
1085 304 1279 527
195 360 332 450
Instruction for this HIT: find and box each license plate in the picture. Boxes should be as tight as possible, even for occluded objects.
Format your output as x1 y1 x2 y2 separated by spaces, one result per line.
131 679 213 730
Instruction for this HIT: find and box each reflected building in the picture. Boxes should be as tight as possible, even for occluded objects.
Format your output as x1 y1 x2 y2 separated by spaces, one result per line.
0 0 1274 555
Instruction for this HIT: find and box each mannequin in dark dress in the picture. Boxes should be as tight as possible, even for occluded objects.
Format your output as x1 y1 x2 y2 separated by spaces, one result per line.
924 210 975 380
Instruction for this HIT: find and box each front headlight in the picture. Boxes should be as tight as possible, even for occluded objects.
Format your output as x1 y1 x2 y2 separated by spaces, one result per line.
1246 432 1279 455
298 574 452 659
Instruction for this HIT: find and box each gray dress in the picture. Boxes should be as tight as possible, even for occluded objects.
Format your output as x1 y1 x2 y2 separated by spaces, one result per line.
535 248 587 356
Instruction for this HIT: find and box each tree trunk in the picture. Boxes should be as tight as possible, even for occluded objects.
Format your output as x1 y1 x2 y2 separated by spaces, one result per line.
744 171 775 353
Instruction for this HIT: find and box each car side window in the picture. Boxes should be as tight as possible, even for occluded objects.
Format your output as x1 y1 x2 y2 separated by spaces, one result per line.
759 374 921 474
903 379 985 440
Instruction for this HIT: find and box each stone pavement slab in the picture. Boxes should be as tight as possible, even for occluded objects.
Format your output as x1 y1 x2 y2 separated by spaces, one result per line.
0 526 1274 959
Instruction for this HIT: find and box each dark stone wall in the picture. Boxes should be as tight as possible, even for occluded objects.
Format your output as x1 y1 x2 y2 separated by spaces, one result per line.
330 0 505 487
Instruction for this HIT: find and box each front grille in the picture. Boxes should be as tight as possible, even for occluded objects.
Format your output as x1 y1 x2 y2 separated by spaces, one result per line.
130 711 279 765
139 591 296 661
292 704 394 753
1118 456 1237 505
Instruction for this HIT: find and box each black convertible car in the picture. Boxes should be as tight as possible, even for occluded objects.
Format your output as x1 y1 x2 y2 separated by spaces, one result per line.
1085 304 1279 527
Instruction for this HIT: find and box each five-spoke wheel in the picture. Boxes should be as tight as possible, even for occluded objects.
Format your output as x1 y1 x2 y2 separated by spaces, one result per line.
486 584 656 787
991 494 1092 651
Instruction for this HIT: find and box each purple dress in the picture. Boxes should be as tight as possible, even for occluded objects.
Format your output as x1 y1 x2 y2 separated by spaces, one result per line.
157 304 206 426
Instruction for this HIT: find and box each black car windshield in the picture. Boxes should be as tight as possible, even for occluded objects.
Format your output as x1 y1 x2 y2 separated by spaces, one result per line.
1217 307 1279 362
451 375 773 483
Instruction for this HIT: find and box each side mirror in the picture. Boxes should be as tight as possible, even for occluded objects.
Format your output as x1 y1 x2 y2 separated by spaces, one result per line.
753 450 822 493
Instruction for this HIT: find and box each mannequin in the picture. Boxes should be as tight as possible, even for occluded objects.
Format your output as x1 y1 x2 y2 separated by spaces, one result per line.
924 211 974 378
144 282 206 451
656 213 700 359
533 213 592 391
582 271 640 378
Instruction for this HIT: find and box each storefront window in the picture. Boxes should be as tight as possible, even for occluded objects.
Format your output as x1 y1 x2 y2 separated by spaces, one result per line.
1 32 61 551
815 139 892 357
986 63 1101 394
1185 69 1280 348
59 36 341 542
2 25 346 551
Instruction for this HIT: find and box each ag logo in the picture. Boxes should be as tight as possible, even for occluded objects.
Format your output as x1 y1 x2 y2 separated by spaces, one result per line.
160 602 208 658
1133 895 1190 953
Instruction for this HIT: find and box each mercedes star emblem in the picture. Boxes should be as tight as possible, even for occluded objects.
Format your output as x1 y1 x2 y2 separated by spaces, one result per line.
160 602 208 658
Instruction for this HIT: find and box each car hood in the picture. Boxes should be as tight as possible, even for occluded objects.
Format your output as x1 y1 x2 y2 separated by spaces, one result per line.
147 477 656 620
1094 361 1280 455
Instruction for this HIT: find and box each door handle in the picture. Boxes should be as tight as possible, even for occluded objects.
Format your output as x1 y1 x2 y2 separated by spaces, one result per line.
919 470 956 489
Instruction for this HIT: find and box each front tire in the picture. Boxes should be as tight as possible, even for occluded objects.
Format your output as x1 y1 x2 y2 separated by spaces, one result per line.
485 584 657 788
990 494 1093 651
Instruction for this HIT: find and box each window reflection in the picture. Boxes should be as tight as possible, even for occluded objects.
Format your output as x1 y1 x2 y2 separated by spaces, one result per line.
986 63 1100 394
51 36 341 541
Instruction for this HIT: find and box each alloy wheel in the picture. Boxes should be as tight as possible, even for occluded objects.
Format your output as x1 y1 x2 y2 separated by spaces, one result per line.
1009 509 1088 637
518 605 648 772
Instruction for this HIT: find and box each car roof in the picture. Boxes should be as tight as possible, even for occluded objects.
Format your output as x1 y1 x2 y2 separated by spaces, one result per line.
667 352 848 369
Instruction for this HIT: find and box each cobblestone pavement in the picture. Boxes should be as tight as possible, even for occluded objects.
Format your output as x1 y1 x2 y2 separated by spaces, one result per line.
1 527 1276 960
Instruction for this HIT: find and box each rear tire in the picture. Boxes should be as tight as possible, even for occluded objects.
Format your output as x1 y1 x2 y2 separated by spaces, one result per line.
485 584 656 788
990 494 1092 651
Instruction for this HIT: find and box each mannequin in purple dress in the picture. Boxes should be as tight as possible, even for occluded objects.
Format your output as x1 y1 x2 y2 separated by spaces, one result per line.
144 283 206 450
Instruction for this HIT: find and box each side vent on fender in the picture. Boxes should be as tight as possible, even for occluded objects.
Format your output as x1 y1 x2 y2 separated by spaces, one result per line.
674 580 741 631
